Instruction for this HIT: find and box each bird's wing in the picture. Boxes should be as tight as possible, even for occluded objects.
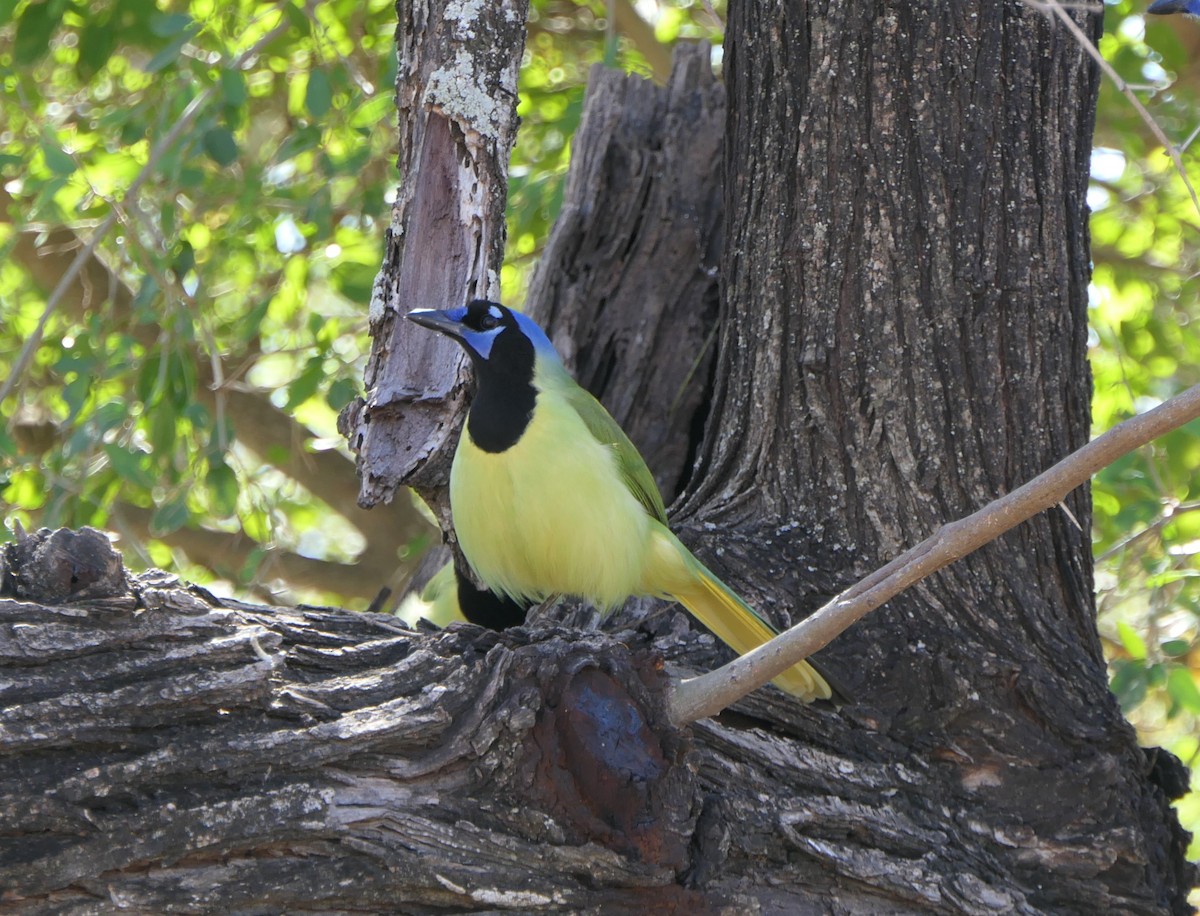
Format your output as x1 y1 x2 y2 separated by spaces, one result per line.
561 384 670 525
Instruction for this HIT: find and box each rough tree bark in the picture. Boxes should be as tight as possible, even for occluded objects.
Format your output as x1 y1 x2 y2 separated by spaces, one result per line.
664 1 1194 910
1 8 1195 916
339 0 529 540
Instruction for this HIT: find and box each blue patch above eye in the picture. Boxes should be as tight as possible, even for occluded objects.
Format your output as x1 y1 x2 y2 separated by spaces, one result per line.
511 310 561 362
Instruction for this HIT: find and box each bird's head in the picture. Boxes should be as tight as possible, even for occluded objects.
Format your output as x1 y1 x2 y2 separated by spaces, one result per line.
1147 0 1200 17
407 299 559 371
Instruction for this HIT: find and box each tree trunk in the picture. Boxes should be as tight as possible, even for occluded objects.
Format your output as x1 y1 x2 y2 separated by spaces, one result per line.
2 6 1195 915
339 0 528 538
667 1 1193 909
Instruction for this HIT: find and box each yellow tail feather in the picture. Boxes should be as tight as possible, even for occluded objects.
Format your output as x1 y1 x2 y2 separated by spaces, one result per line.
674 563 832 702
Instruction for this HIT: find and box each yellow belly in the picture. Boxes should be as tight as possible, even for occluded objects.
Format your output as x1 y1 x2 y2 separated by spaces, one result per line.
449 392 652 610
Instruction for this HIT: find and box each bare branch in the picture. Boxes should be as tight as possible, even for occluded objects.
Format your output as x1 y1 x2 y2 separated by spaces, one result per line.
112 504 397 600
668 384 1200 724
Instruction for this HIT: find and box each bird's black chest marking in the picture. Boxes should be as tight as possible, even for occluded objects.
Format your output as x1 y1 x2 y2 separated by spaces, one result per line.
466 331 536 454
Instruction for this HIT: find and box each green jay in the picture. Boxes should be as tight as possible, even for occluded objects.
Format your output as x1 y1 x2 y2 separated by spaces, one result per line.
408 299 830 701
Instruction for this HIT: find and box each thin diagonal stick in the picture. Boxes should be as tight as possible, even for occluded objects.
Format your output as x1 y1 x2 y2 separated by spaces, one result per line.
669 384 1200 724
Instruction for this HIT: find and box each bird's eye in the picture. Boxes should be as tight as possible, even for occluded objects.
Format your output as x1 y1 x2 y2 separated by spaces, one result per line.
478 313 499 331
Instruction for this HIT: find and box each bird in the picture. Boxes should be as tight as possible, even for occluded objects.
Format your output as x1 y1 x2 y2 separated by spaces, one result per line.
417 559 529 630
1147 0 1200 17
407 299 831 701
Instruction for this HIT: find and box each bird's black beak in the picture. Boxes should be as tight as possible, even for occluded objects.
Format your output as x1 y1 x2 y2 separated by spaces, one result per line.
407 308 464 339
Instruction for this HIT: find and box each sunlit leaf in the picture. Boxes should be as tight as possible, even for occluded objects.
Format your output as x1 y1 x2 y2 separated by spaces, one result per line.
305 70 333 118
202 127 239 166
1117 620 1148 661
1166 666 1200 715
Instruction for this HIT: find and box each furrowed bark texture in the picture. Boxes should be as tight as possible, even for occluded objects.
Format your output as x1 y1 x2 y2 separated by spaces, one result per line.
340 0 528 533
0 529 704 913
524 46 725 502
20 527 1171 914
664 1 1192 911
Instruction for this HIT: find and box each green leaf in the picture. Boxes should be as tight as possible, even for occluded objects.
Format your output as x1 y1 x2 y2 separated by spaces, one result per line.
277 124 322 160
14 0 62 66
172 240 195 277
40 140 76 176
1166 666 1200 714
142 27 197 73
326 377 360 411
1146 568 1200 588
150 497 190 536
241 545 269 581
4 469 48 511
220 69 247 108
150 399 178 457
1116 620 1147 661
103 443 158 489
330 261 376 302
92 400 131 433
76 17 117 81
202 127 239 166
149 12 193 36
1161 639 1192 658
1110 659 1148 712
305 70 332 119
62 374 92 421
284 356 325 411
237 299 271 342
206 461 239 517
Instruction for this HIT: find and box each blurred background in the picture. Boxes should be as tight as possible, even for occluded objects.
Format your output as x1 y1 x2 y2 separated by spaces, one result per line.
0 0 1196 862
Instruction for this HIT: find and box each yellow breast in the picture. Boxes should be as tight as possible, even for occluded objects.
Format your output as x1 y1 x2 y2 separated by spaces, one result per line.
449 388 653 610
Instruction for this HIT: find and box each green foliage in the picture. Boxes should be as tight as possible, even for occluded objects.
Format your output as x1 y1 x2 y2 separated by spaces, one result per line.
0 0 1196 864
0 0 394 600
501 0 724 300
1094 0 1200 862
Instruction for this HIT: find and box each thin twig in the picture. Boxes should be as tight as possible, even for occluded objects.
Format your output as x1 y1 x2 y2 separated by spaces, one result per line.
668 384 1200 725
1096 499 1200 563
1025 0 1200 220
0 8 294 407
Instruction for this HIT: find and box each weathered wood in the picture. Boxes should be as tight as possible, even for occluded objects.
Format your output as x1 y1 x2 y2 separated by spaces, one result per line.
340 0 529 536
524 45 725 502
10 528 1189 912
0 530 703 912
